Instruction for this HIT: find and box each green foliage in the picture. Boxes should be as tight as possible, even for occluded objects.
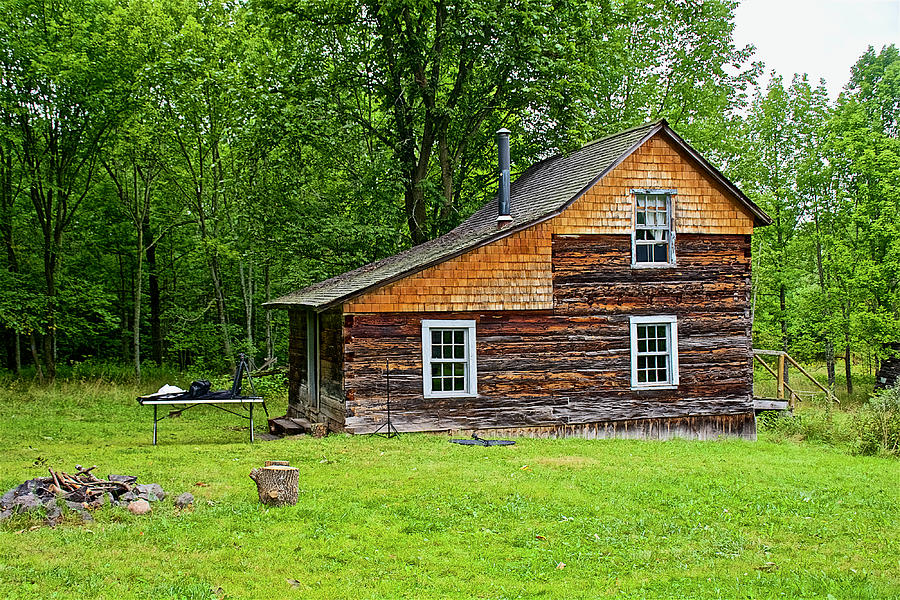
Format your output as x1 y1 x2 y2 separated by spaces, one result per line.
853 384 900 456
0 0 762 377
736 46 900 395
0 0 895 397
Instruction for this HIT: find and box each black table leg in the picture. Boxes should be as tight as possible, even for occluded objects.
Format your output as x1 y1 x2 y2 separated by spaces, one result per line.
250 403 254 443
153 405 158 445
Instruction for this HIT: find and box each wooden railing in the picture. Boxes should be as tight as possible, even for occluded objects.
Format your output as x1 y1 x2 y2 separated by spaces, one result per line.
752 349 838 410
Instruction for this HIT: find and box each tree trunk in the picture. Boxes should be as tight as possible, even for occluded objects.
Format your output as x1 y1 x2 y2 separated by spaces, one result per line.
30 333 43 383
209 253 232 360
133 223 143 380
239 258 254 348
249 465 299 506
265 263 273 361
404 178 428 246
845 340 853 396
147 241 162 365
812 208 835 388
779 282 789 385
825 340 836 388
14 332 21 375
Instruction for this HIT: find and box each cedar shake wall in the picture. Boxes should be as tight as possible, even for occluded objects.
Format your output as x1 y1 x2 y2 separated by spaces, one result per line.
553 135 755 236
345 222 553 313
341 234 755 438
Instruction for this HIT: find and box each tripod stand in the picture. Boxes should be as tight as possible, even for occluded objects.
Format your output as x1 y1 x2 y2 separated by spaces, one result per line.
373 358 399 438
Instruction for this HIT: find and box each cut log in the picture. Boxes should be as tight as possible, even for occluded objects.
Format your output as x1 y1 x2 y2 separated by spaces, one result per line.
249 465 299 506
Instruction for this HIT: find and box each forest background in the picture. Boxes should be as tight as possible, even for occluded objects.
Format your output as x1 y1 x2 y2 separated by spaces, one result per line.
0 0 897 391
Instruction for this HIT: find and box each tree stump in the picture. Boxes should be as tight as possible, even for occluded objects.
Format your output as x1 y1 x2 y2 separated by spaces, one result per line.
249 464 299 506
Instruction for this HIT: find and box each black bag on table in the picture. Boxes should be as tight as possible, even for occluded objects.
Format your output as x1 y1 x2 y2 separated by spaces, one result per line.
188 380 211 398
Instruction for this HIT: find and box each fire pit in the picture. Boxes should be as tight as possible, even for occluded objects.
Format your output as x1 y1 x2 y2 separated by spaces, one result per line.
0 465 168 524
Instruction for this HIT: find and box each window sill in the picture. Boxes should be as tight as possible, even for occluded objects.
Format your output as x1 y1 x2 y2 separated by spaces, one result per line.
631 262 677 269
631 385 678 391
423 392 478 400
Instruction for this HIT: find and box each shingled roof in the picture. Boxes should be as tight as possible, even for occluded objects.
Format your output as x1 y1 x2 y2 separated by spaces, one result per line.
265 119 770 311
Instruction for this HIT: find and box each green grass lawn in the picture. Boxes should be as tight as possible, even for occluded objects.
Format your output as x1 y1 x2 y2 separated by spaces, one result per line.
0 380 897 599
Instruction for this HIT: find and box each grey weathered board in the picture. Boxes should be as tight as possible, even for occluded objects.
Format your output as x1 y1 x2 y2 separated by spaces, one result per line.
753 399 791 412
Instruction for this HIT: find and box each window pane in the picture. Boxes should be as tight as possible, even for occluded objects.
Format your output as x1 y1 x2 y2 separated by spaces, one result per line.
454 344 464 359
637 339 647 353
443 331 452 345
431 331 441 345
432 345 441 359
432 377 443 391
653 243 668 262
453 377 465 391
636 211 646 225
453 363 465 376
454 330 464 345
636 245 649 262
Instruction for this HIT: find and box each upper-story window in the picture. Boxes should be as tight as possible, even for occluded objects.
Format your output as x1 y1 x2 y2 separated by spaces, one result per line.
421 319 478 398
633 191 675 266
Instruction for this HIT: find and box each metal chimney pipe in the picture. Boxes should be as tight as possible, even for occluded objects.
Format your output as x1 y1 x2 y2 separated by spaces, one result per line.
496 128 512 228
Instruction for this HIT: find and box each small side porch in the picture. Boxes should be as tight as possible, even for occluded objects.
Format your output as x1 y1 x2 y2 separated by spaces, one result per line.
752 349 839 413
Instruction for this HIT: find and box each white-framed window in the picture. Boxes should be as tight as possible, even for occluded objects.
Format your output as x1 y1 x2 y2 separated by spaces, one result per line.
421 319 477 398
630 315 679 389
632 190 675 266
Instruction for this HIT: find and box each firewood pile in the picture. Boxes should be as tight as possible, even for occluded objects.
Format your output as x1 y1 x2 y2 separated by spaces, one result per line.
0 464 169 524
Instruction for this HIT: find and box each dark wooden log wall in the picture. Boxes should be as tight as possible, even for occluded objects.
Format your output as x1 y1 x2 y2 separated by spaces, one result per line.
875 342 900 390
340 233 755 438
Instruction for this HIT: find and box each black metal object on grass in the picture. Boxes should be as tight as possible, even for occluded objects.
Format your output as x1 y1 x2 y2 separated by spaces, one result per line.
450 433 515 447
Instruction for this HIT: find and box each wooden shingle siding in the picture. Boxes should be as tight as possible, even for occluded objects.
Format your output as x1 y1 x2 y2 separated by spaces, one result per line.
553 135 754 236
341 234 753 436
345 221 553 313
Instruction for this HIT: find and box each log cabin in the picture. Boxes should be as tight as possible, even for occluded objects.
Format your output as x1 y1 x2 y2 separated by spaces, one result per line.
265 120 772 440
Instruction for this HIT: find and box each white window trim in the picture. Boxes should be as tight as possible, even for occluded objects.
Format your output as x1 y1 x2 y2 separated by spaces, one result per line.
421 319 478 399
630 315 680 390
631 189 677 268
